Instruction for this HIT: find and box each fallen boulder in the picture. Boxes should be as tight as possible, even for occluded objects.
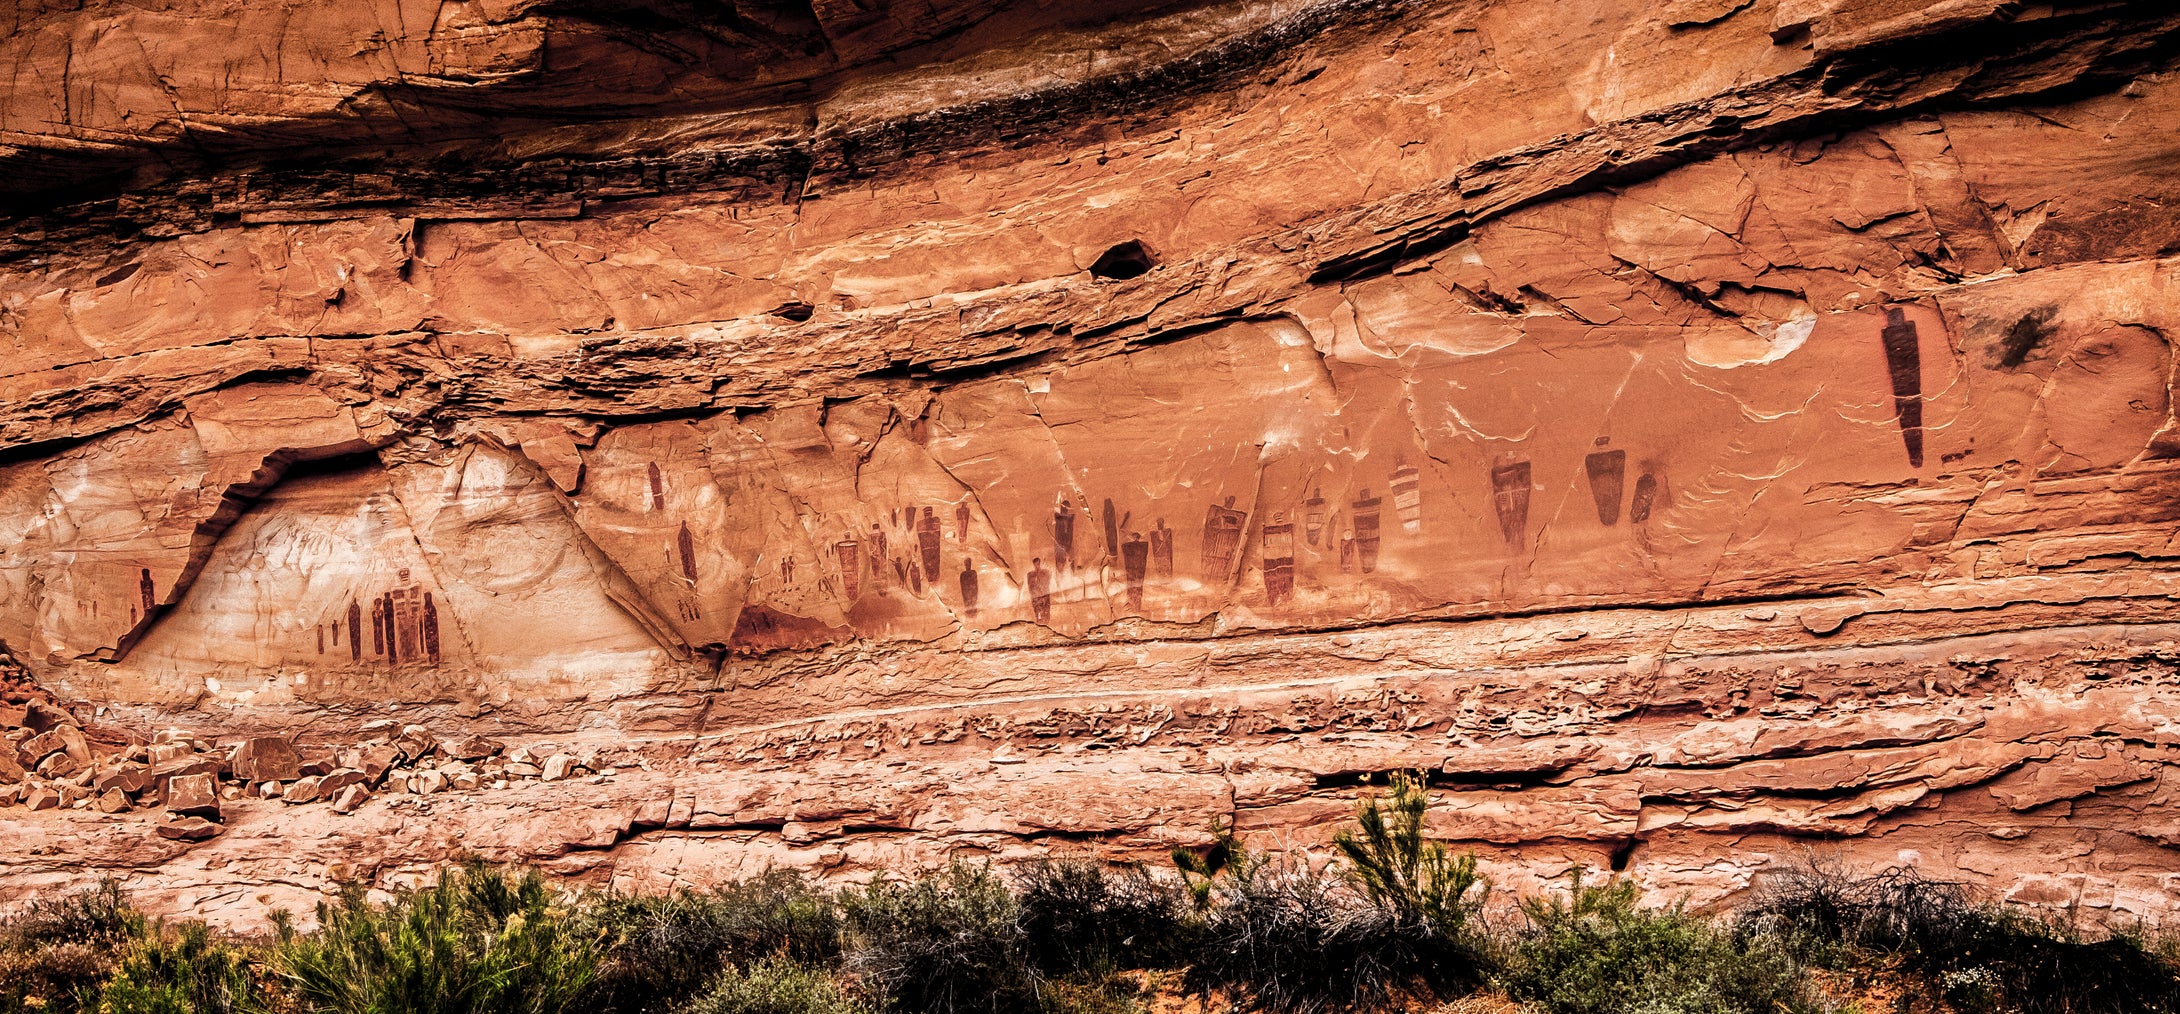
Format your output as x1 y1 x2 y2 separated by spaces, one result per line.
147 755 223 795
330 783 371 814
164 772 221 818
93 763 151 795
229 737 302 782
442 735 503 761
155 817 222 841
17 726 84 767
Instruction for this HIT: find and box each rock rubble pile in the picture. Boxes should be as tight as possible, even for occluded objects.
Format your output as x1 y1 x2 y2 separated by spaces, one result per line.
3 663 625 841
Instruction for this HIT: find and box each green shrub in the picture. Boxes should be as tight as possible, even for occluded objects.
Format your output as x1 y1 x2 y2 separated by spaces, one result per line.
1746 857 2180 1013
1501 868 1809 1014
1011 858 1195 977
1331 772 1486 942
0 880 147 1014
587 868 843 1014
83 921 261 1014
6 882 143 951
271 862 599 1014
1171 822 1247 911
1179 850 1351 1014
1181 776 1491 1014
1186 852 1474 1014
679 958 866 1014
25 839 2180 1014
839 861 1036 1014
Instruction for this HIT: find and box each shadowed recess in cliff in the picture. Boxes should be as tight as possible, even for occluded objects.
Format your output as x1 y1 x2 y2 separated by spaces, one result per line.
0 0 1421 232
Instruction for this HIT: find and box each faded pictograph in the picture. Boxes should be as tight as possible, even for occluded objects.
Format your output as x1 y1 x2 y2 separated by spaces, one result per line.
1261 512 1295 606
1052 494 1078 574
1630 471 1662 525
918 507 942 587
1028 558 1053 624
360 568 442 667
867 522 889 590
1584 439 1626 526
1349 488 1381 573
1490 457 1531 549
1121 531 1150 611
1303 487 1327 546
1878 307 1926 468
1200 496 1247 582
835 535 863 602
1390 458 1422 534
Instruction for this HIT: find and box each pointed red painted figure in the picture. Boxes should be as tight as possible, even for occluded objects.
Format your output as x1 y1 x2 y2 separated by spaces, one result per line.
1878 307 1925 468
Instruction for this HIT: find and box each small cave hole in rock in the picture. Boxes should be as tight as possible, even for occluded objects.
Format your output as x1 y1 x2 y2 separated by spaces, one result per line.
768 301 815 322
1089 239 1156 280
1608 838 1638 872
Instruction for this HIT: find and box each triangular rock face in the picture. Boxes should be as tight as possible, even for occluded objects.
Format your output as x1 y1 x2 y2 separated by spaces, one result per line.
0 383 378 667
0 421 218 664
91 445 672 714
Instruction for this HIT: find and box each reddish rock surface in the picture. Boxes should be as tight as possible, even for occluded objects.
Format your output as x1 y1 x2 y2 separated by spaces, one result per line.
5 0 2180 929
229 738 303 784
154 817 224 843
163 774 222 820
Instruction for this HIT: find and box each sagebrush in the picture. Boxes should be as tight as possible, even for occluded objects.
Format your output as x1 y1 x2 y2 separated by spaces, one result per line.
8 796 2180 1014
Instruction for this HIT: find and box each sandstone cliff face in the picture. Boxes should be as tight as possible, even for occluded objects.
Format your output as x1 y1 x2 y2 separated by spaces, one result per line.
7 0 2180 928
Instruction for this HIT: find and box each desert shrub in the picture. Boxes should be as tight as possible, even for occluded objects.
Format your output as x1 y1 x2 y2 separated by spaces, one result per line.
1329 773 1491 1003
679 958 866 1014
1746 857 2180 1013
1740 857 1970 960
586 868 843 1014
83 920 262 1014
1181 852 1459 1014
271 862 599 1014
838 861 1036 1014
1332 772 1487 944
1182 776 1491 1014
1011 858 1196 977
1500 869 1809 1014
0 880 147 1014
1171 822 1248 911
6 881 143 951
1179 850 1336 1013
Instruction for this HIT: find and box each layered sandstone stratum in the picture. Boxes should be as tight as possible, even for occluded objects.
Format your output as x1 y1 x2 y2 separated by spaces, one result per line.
6 0 2180 928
